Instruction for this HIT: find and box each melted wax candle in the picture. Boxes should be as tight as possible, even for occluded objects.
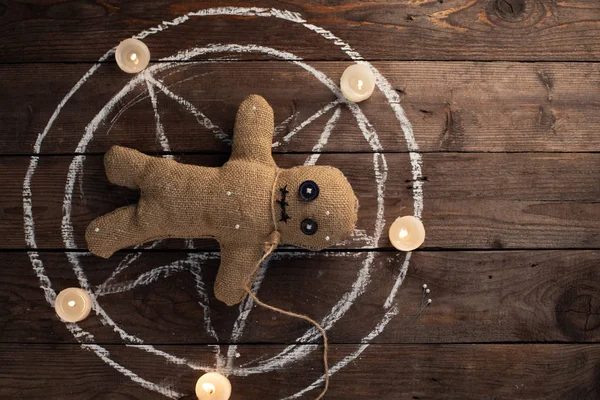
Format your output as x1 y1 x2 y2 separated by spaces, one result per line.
54 288 92 322
115 38 150 73
340 64 376 102
389 216 426 251
195 372 232 400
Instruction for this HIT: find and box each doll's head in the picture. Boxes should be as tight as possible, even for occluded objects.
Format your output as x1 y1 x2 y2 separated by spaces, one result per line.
274 166 359 250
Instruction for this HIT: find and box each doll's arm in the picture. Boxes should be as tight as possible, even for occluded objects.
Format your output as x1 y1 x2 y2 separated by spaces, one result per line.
214 242 267 306
229 95 276 166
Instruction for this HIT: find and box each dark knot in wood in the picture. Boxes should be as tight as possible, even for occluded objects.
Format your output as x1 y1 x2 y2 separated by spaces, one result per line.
439 103 464 150
493 0 526 20
556 287 600 340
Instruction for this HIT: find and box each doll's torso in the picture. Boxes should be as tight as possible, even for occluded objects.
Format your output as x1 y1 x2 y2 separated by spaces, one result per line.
144 158 276 243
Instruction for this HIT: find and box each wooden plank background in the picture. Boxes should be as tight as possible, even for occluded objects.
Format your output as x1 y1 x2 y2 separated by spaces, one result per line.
1 0 599 399
4 62 600 154
2 0 600 62
3 344 600 399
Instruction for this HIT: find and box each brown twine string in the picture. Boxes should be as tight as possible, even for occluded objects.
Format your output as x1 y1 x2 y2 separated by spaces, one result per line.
242 167 330 399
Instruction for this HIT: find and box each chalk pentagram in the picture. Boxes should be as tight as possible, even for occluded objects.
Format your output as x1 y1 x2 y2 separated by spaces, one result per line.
22 7 424 399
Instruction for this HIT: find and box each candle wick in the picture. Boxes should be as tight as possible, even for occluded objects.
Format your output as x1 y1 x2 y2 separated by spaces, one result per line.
130 53 140 65
202 382 216 394
67 300 76 307
399 228 409 238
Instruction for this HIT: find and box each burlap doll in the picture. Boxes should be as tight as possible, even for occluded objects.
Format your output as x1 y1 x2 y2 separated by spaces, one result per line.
86 95 359 306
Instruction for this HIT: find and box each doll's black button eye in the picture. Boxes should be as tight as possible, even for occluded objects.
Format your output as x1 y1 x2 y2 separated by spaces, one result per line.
301 219 318 235
299 180 319 201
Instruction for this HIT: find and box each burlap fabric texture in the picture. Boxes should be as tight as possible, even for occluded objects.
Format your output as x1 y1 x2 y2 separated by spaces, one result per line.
86 95 359 306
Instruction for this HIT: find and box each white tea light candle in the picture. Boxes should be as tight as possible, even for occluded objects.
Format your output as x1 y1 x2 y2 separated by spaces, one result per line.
389 216 426 251
115 38 150 74
54 288 92 322
195 372 231 400
340 64 376 102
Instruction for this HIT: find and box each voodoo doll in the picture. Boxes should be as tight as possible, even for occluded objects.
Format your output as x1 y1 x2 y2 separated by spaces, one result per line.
86 95 359 305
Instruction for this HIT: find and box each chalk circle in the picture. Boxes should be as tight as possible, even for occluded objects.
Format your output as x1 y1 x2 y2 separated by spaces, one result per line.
23 7 423 399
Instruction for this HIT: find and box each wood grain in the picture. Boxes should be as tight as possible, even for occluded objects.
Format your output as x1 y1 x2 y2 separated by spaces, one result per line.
1 343 599 399
2 250 599 344
2 1 600 62
3 153 598 250
2 61 600 155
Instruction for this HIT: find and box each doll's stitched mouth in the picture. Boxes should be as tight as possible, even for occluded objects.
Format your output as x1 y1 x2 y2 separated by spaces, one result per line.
276 185 291 223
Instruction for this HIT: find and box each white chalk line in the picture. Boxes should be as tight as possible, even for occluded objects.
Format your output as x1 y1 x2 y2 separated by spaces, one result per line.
96 241 164 295
145 73 230 144
338 228 373 247
272 251 363 260
302 23 363 60
281 305 399 400
94 247 222 361
135 8 307 40
109 88 149 125
304 107 341 166
384 252 411 309
25 7 422 399
145 74 174 160
183 240 221 354
209 344 226 371
106 79 161 135
105 69 204 137
127 344 212 371
359 61 424 217
27 251 55 304
96 262 187 296
102 241 225 368
235 252 381 376
94 249 215 301
186 249 221 344
91 253 222 371
275 99 343 148
29 48 114 156
274 110 299 137
67 323 95 341
225 259 271 371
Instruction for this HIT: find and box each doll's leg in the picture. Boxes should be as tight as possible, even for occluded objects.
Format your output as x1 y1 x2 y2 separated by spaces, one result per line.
214 243 265 306
85 204 165 258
